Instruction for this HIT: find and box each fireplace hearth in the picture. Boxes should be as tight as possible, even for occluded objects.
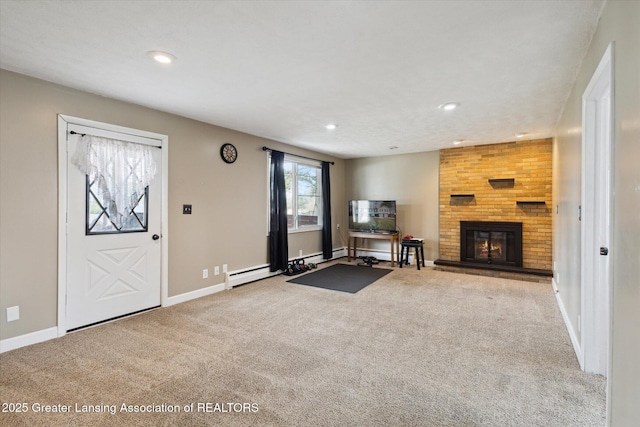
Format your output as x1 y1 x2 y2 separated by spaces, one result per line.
434 219 552 279
460 221 523 267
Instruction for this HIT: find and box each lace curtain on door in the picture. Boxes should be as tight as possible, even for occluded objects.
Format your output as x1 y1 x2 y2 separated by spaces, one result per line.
72 135 157 232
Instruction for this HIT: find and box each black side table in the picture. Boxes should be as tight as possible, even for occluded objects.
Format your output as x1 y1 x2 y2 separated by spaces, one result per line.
400 239 425 270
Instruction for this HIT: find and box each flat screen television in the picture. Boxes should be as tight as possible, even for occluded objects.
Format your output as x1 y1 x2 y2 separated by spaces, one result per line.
348 200 397 233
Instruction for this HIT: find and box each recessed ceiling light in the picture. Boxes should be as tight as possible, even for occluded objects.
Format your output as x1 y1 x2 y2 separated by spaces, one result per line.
453 140 464 145
147 51 176 65
515 132 527 138
325 123 338 130
439 102 459 111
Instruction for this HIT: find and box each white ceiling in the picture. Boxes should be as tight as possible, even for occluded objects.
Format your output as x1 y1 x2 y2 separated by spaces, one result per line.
0 0 604 159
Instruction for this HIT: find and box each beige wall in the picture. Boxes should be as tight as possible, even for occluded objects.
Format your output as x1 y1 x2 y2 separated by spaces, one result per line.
345 151 440 261
0 70 346 340
553 0 639 424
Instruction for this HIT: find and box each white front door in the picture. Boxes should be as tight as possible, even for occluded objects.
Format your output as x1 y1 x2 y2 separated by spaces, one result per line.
66 123 162 330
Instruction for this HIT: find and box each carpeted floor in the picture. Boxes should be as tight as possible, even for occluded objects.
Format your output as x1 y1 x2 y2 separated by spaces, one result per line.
0 260 606 426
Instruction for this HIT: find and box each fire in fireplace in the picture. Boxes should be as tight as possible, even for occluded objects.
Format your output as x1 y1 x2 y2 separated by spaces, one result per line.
460 221 523 267
474 231 507 261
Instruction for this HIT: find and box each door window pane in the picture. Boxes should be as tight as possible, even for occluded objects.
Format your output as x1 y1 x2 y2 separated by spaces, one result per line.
86 175 148 234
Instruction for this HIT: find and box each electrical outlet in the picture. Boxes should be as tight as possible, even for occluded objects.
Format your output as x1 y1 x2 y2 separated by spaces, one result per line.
203 269 208 279
337 223 340 230
7 306 19 322
214 266 220 275
223 264 228 273
299 249 303 257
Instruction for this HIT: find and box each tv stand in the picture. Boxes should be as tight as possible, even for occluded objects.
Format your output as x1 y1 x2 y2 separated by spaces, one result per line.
347 231 400 267
368 230 391 234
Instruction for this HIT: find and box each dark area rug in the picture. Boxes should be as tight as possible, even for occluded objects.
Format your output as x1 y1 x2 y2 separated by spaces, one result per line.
287 263 392 293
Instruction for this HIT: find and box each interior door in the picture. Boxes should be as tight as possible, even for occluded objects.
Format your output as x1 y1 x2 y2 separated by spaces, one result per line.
592 84 611 375
66 124 162 330
581 44 612 376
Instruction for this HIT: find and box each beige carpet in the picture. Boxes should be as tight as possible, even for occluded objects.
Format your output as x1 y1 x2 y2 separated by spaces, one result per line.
0 261 606 426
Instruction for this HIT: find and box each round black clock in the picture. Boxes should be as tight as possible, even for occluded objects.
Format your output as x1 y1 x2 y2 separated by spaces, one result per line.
220 143 237 164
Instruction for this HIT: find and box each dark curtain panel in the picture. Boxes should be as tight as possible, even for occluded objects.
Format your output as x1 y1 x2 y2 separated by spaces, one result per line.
269 151 289 272
322 161 333 260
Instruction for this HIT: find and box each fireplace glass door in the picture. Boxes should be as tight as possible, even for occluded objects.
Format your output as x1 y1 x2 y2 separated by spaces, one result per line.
461 221 522 267
472 231 507 263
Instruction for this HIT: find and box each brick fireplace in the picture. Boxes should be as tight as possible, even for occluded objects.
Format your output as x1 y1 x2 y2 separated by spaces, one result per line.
436 139 552 275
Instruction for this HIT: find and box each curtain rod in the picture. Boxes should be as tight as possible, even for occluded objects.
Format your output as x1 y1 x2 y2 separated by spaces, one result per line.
69 130 162 149
262 146 334 165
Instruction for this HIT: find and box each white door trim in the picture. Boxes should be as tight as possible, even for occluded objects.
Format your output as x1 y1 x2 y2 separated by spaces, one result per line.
580 43 613 379
57 115 169 337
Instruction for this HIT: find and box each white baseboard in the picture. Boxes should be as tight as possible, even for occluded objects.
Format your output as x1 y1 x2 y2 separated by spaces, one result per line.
295 249 347 266
352 248 397 262
164 283 227 307
0 327 58 354
552 278 583 368
350 248 434 267
332 247 348 258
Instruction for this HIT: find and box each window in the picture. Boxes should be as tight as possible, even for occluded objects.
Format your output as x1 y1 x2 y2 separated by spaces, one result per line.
78 136 155 235
87 175 148 234
283 158 323 231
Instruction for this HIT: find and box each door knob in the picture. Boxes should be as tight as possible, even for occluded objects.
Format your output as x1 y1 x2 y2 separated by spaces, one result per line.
152 234 160 241
600 247 608 256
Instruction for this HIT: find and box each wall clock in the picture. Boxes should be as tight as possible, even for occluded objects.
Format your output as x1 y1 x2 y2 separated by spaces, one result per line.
220 143 238 164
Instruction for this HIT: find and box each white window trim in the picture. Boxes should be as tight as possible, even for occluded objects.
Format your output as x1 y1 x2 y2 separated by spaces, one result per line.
266 153 323 234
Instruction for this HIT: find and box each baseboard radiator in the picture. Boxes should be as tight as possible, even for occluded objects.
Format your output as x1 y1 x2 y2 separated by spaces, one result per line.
225 247 347 289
